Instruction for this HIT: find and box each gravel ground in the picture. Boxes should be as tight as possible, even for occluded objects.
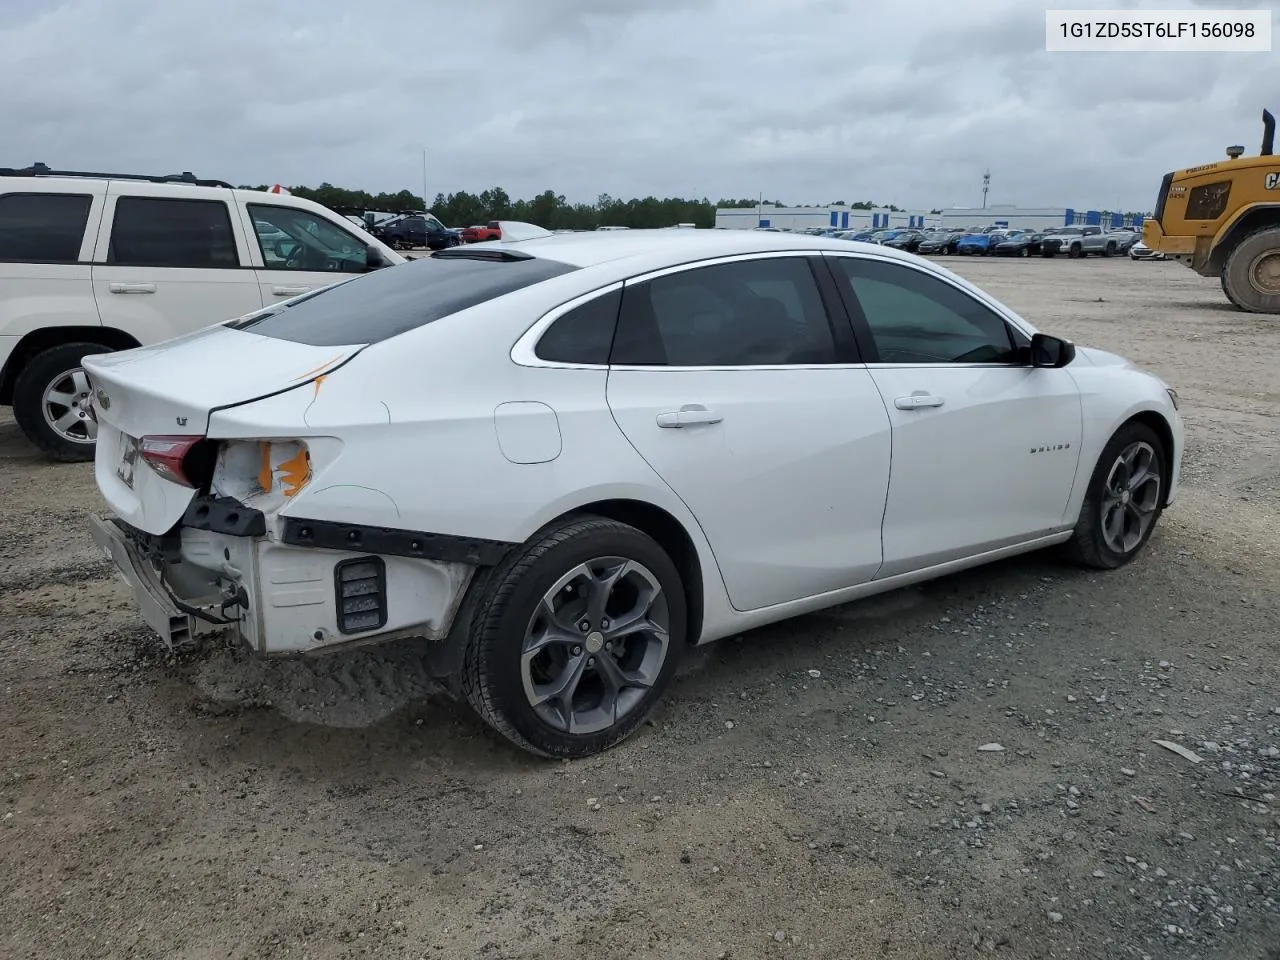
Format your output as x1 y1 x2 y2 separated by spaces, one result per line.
2 256 1278 960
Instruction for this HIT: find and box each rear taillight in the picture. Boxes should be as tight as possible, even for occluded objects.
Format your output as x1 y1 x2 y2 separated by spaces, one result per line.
140 435 204 487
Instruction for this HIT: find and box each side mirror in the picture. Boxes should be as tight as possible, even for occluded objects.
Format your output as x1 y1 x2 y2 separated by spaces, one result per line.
1031 332 1076 368
366 244 388 270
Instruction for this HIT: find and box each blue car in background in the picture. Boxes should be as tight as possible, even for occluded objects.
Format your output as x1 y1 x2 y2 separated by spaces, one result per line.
955 228 1012 256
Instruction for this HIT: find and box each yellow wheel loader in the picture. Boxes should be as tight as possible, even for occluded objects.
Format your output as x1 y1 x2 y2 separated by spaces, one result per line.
1142 109 1280 313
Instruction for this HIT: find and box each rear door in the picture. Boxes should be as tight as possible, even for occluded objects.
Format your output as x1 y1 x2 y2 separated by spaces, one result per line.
91 184 264 345
605 252 892 612
240 200 374 304
0 182 106 364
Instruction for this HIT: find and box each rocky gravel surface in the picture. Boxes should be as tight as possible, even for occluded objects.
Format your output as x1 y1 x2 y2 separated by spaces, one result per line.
2 256 1277 959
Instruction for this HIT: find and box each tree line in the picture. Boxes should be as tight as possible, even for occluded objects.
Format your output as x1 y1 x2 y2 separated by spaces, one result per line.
238 182 919 229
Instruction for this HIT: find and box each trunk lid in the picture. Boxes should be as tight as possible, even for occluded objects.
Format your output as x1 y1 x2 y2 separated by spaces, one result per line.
84 323 362 534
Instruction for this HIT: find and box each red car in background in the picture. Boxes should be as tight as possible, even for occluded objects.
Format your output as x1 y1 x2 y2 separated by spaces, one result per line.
460 221 502 243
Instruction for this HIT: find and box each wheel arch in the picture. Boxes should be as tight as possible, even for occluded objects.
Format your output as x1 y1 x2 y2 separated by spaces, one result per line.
554 498 706 647
1208 203 1280 275
1117 410 1177 508
0 326 140 405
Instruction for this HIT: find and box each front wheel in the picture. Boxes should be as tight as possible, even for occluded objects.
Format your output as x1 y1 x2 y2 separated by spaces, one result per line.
12 342 112 462
1221 226 1280 313
460 516 687 758
1064 422 1167 569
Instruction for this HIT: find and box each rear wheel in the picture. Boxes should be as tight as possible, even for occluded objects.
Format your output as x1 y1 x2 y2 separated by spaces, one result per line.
1221 226 1280 313
1103 241 1116 257
1064 422 1167 570
12 342 112 462
460 516 687 758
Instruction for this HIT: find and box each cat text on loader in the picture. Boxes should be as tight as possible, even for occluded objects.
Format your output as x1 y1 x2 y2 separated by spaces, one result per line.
1142 109 1280 313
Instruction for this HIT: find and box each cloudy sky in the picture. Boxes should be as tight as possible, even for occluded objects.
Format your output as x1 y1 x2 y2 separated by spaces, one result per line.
1 0 1276 213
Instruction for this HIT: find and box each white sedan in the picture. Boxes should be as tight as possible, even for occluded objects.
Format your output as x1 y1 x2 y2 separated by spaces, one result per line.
83 230 1183 758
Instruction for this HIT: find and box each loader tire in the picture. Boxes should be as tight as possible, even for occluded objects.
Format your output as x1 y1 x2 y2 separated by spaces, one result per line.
1221 227 1280 314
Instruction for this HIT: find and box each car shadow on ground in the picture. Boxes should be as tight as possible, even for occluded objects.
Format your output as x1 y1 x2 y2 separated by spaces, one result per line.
177 539 1121 778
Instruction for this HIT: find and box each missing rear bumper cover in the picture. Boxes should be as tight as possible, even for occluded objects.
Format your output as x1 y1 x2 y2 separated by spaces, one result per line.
280 517 514 566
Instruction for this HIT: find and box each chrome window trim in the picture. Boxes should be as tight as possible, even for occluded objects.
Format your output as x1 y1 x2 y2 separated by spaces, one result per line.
511 250 832 370
510 281 624 369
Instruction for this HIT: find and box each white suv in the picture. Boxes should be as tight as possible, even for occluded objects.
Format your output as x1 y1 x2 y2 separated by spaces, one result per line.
0 163 405 460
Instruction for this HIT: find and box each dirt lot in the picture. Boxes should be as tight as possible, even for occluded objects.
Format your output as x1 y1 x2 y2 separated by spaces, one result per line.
2 256 1278 960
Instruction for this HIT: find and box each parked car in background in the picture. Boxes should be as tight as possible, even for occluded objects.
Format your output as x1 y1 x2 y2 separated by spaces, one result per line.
1040 225 1130 258
1109 229 1141 254
0 163 404 460
378 213 460 251
917 230 965 255
882 229 927 252
1129 240 1167 261
83 229 1183 759
995 231 1046 257
955 230 1008 256
462 222 502 243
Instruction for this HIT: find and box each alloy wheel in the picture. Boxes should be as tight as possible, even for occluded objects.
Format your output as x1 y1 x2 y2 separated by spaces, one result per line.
1100 441 1161 554
41 367 97 445
521 557 671 734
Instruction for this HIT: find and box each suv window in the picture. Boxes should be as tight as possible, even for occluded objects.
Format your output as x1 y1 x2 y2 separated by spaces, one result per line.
229 253 579 346
611 257 839 366
535 288 622 364
108 197 238 269
832 258 1019 364
0 193 92 262
248 203 367 273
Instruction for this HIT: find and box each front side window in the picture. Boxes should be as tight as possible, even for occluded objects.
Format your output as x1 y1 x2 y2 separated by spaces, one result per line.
611 257 839 367
248 204 367 273
0 192 92 262
832 257 1020 365
108 197 238 268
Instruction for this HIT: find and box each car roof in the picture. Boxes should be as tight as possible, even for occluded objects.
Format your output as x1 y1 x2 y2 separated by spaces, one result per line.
502 228 928 270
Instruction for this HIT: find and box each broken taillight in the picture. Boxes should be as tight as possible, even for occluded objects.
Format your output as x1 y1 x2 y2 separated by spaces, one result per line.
139 435 205 487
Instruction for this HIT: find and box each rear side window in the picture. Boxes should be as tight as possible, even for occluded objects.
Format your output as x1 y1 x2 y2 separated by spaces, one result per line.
0 193 92 262
611 257 839 366
229 253 579 346
108 197 239 269
535 289 622 364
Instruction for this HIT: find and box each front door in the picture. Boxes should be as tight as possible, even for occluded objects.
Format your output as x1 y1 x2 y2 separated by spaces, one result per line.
824 253 1083 578
605 253 892 612
241 202 372 304
91 187 264 345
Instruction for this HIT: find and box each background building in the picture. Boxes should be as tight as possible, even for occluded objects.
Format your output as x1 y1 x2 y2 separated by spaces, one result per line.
714 203 1150 232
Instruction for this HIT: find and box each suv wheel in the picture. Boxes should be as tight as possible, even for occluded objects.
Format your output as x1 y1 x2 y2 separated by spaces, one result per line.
460 516 687 758
13 342 111 462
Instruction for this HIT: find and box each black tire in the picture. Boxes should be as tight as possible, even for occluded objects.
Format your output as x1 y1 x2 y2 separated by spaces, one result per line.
1221 226 1280 313
1068 243 1083 259
1221 266 1245 309
1064 421 1167 570
12 342 113 462
1042 250 1054 258
459 515 687 758
1103 242 1116 258
1019 246 1030 258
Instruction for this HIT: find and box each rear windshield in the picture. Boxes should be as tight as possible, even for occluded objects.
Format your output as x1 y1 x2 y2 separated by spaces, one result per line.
228 253 578 346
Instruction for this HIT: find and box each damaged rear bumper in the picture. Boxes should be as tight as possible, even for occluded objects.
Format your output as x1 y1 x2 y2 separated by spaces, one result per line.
89 508 492 657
